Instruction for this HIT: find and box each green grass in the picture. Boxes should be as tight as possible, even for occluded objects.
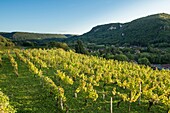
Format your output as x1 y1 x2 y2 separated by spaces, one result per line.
0 57 56 113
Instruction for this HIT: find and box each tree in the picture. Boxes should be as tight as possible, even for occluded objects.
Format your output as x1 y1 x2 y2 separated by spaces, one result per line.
113 54 129 61
138 57 151 65
161 53 170 64
48 42 70 51
22 41 34 47
75 40 89 54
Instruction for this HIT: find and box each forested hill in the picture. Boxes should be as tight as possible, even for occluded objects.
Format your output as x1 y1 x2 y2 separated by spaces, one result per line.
1 13 170 47
0 32 74 41
75 13 170 46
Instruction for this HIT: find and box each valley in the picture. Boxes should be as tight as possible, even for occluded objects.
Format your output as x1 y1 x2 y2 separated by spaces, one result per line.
0 13 170 113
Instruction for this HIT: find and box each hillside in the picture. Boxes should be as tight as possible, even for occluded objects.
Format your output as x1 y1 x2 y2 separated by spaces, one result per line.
0 35 15 47
0 48 170 113
76 13 170 46
1 13 169 47
0 32 73 41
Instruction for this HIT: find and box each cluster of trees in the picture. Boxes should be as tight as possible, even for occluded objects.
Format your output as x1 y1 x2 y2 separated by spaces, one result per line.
16 41 71 51
47 42 70 51
75 40 89 54
81 42 170 65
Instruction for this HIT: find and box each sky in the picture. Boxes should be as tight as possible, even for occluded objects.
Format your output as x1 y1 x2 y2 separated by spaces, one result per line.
0 0 170 34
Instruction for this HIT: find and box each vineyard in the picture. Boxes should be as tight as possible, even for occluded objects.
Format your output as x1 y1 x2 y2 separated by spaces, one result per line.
0 48 170 113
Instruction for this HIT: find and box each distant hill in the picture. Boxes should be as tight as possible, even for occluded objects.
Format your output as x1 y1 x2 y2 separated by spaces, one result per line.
0 35 14 47
1 13 170 47
75 13 170 46
0 32 74 41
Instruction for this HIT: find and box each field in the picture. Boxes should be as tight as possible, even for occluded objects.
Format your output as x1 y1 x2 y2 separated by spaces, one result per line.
0 48 170 113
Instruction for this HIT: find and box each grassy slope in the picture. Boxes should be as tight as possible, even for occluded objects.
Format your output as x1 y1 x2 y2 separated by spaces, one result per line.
0 32 69 41
0 55 56 113
0 35 14 47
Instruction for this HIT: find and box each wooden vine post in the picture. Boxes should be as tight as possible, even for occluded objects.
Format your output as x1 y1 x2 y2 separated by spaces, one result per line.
75 92 77 98
138 82 142 105
111 97 113 113
61 97 63 110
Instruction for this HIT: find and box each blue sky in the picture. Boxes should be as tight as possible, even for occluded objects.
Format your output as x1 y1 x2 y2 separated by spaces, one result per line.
0 0 170 34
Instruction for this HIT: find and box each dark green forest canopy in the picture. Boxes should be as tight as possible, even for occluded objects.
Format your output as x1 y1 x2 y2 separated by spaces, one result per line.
75 13 170 46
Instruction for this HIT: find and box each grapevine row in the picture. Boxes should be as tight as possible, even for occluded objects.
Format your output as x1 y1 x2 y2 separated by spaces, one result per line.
0 90 16 113
14 49 66 110
7 51 19 77
11 48 170 112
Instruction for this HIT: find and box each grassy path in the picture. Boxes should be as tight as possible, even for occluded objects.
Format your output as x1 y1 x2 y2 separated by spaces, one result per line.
0 57 56 113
